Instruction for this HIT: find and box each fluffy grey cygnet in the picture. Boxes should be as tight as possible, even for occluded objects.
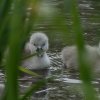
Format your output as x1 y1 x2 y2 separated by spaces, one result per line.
61 43 100 74
22 32 50 70
21 32 50 99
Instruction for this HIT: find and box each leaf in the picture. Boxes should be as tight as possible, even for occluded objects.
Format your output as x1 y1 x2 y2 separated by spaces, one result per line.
19 66 40 77
20 79 46 100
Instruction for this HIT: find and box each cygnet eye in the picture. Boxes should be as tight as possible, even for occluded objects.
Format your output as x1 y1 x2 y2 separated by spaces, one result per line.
34 43 37 46
42 43 45 47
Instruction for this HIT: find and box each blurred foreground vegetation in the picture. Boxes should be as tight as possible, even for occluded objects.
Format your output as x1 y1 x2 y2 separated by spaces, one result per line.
0 0 99 100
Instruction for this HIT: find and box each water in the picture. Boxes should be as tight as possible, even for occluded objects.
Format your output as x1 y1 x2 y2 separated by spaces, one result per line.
47 0 100 99
0 0 100 99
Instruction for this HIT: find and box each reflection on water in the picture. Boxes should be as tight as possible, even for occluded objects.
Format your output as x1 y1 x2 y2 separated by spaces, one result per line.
0 0 100 99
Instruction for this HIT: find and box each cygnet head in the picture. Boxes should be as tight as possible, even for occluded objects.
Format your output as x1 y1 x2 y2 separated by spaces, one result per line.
23 32 50 69
29 32 49 55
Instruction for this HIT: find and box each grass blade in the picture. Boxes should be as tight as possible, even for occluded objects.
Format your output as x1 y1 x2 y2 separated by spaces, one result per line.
19 66 40 77
20 79 46 100
5 0 28 99
71 0 97 100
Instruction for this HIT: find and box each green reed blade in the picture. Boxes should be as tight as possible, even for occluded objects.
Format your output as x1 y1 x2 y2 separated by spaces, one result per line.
5 0 27 100
20 79 46 100
71 0 98 100
4 0 40 99
0 0 12 63
19 66 40 77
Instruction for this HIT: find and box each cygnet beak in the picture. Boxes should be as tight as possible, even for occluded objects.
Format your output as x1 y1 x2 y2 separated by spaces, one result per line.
36 47 44 57
36 47 42 52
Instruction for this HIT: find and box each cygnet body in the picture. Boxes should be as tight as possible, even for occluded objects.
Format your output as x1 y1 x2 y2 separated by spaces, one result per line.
61 43 100 74
22 32 50 70
21 32 50 99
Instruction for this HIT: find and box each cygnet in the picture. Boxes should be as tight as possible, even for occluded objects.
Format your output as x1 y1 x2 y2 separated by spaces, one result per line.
22 32 50 70
21 32 50 99
61 43 100 74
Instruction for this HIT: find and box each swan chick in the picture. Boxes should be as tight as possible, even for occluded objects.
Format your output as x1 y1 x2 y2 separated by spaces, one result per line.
61 44 100 74
22 32 50 70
